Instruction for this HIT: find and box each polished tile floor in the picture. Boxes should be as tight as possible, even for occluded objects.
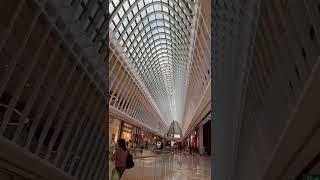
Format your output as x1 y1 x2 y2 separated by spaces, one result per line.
118 152 211 180
171 153 211 180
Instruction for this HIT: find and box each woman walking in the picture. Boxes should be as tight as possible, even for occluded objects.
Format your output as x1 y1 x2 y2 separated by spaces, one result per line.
112 139 128 179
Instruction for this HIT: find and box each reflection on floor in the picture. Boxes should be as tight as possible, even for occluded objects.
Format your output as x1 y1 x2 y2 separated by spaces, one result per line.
121 152 211 180
171 153 211 180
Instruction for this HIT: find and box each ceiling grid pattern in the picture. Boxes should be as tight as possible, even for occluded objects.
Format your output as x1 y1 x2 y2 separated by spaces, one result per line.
109 0 196 125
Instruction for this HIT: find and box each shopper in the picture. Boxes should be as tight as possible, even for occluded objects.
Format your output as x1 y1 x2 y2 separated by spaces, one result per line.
112 139 128 179
140 144 143 154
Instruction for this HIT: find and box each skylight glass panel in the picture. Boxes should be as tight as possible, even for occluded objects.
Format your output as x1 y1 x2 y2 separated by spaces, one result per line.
123 33 128 40
138 0 144 9
150 29 156 35
120 40 124 46
113 15 120 25
160 39 167 44
170 17 175 24
137 36 141 42
150 23 157 29
169 0 174 7
127 26 132 34
129 0 135 5
140 31 145 37
132 5 138 14
156 14 163 19
158 28 164 32
147 6 154 14
148 14 156 22
118 24 124 33
133 41 137 47
123 17 129 26
136 15 141 22
113 0 120 6
143 38 147 43
154 4 162 11
134 29 139 35
156 21 163 27
163 15 169 21
123 1 129 11
141 10 147 17
131 20 136 28
145 0 152 5
118 8 125 17
143 19 149 26
155 40 160 45
109 3 115 13
128 11 133 19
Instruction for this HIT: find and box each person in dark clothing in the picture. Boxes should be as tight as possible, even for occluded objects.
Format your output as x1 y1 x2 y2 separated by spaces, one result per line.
140 144 143 154
112 139 128 178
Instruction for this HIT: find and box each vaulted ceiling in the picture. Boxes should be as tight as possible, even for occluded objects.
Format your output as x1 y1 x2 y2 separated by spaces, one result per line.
109 0 196 126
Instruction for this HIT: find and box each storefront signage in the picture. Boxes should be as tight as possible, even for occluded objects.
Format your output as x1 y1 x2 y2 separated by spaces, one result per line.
173 134 180 138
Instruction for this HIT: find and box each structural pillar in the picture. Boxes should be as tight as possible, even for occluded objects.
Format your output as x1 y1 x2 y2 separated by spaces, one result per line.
198 125 204 155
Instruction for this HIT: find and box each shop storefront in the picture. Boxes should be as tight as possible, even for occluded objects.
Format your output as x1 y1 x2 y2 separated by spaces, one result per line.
132 126 142 146
110 117 160 149
120 122 133 141
110 116 121 143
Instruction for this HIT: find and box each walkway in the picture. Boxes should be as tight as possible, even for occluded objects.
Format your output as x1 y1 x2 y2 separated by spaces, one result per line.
121 152 211 180
171 153 211 180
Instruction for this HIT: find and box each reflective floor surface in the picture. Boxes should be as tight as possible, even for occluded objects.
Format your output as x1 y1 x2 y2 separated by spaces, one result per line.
120 152 211 180
171 152 211 180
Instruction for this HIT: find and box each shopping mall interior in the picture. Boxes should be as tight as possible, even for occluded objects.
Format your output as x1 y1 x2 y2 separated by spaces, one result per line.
0 0 320 180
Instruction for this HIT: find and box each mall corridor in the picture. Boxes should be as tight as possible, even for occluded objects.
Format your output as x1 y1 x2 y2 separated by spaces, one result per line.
1 0 320 180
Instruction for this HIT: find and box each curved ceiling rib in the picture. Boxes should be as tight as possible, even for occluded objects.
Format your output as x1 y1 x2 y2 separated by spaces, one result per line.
110 0 195 127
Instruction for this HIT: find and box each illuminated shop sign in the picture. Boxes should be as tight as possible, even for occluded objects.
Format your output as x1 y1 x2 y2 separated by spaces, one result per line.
173 134 180 138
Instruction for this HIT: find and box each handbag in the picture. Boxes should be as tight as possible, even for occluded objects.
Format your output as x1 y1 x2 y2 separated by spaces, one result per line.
126 150 134 169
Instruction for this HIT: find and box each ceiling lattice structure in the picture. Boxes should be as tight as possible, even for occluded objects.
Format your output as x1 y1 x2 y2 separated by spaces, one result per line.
109 0 196 126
